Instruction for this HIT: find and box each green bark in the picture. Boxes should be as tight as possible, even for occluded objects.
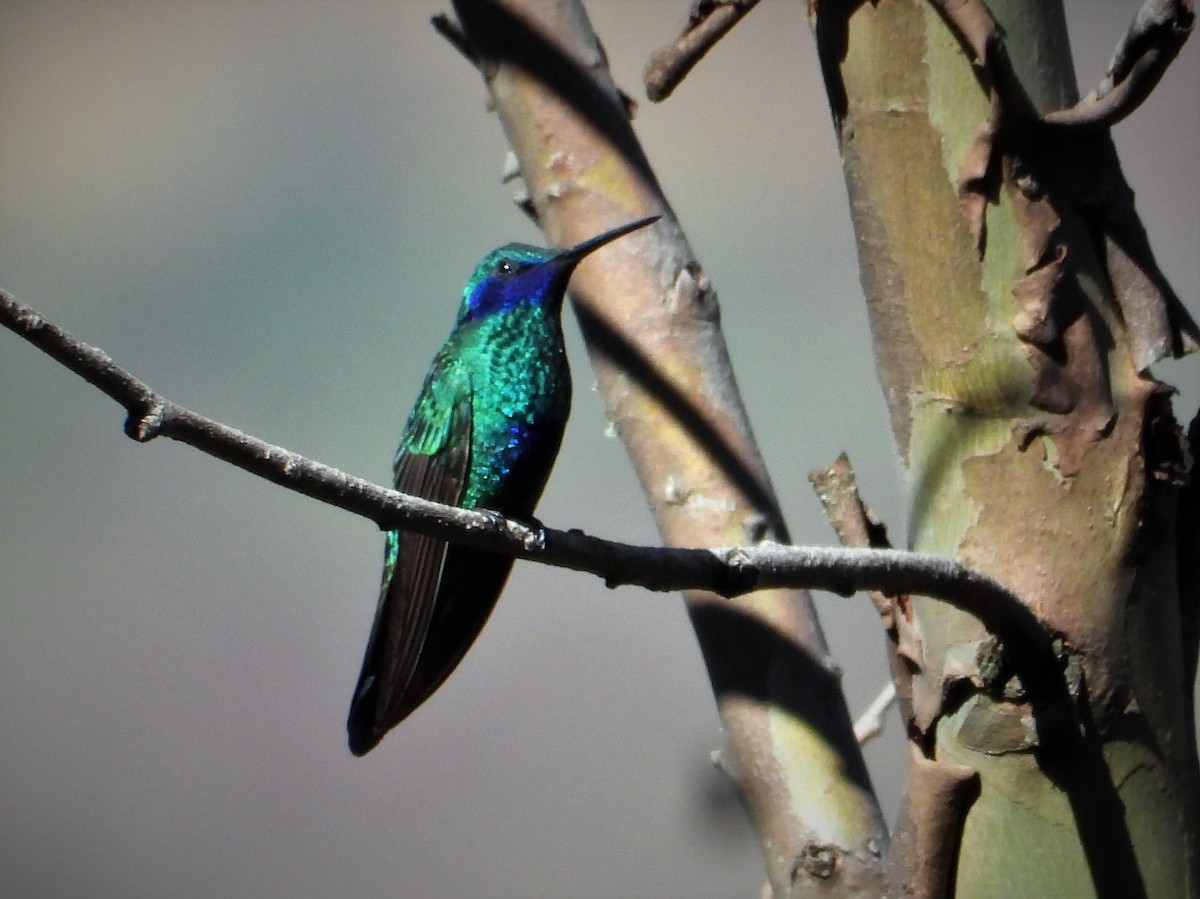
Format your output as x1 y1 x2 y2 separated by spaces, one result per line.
815 0 1199 893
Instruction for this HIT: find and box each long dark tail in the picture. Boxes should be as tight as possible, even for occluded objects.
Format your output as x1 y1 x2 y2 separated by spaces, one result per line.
347 543 514 756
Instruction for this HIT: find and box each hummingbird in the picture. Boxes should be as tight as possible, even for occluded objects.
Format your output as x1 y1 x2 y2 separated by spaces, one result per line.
347 214 659 755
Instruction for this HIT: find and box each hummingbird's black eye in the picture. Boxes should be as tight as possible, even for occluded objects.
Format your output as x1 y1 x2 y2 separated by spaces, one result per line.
494 259 516 278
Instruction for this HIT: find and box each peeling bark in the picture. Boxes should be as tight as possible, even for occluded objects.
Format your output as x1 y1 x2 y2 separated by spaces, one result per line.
886 748 979 899
813 0 1199 893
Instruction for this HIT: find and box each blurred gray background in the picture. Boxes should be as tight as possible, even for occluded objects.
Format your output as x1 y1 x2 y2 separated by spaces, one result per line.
1 2 1195 897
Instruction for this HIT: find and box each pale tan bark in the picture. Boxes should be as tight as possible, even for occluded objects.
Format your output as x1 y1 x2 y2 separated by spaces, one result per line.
448 1 889 894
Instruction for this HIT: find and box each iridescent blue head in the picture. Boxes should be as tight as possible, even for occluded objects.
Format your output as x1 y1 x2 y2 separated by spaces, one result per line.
457 215 660 324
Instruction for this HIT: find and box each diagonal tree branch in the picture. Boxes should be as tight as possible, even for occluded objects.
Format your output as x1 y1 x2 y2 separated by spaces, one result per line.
443 2 887 892
643 0 763 102
811 454 919 737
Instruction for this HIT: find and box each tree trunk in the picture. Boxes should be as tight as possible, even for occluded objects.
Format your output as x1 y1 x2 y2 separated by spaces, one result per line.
813 0 1200 894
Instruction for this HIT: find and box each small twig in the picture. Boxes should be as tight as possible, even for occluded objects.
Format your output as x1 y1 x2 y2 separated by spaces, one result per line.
644 0 762 102
2 288 1047 652
853 682 897 745
811 454 921 734
431 12 479 68
1044 0 1194 128
809 453 900 622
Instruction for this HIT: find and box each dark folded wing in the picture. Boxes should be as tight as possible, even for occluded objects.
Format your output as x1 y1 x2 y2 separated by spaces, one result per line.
347 362 472 756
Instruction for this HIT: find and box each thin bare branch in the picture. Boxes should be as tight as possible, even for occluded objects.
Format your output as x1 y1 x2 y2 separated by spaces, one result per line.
644 0 762 102
450 2 885 890
1 287 1054 665
431 12 480 68
853 682 897 746
809 453 900 622
811 454 920 735
1045 0 1195 128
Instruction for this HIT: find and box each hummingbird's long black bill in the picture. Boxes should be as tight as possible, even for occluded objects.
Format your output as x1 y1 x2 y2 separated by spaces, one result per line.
554 214 661 265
